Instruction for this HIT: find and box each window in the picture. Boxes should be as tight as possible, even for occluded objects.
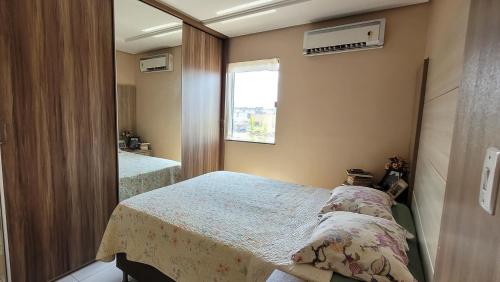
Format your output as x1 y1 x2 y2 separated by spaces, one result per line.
225 59 279 144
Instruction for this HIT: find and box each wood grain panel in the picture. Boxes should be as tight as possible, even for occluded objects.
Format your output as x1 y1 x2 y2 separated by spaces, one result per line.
181 24 222 179
117 85 137 133
411 196 435 282
0 0 117 281
413 155 446 270
434 1 500 281
424 0 470 101
411 90 458 280
418 89 458 180
219 39 230 170
410 0 470 279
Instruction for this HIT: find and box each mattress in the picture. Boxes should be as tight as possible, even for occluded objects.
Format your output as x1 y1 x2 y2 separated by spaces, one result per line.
97 171 334 282
118 151 181 201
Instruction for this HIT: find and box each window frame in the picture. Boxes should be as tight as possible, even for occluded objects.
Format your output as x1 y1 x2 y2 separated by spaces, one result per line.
224 58 280 145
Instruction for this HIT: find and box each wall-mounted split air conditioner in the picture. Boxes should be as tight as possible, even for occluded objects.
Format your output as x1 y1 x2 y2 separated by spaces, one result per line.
303 18 386 56
139 53 173 72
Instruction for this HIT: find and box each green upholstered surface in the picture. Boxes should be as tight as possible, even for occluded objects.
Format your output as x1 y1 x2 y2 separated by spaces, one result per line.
330 203 426 282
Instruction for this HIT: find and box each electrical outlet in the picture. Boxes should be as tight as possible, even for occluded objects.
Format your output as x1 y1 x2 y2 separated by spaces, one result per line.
479 147 500 214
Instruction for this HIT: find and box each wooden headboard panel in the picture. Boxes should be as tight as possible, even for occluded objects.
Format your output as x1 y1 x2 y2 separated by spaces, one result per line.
117 85 137 133
407 58 429 204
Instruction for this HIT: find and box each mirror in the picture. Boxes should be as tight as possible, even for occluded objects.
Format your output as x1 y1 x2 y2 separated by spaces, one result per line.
114 0 182 201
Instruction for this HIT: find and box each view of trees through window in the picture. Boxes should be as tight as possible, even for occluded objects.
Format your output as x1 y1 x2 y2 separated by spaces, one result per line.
227 69 279 144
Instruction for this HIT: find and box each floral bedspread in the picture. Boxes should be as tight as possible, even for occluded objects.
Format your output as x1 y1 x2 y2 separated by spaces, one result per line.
118 151 181 201
97 171 334 282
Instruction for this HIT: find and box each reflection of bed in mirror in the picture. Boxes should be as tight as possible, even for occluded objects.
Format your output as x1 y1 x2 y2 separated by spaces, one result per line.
118 150 181 201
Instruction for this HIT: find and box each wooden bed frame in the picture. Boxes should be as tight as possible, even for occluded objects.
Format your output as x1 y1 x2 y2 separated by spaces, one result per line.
116 253 290 282
116 253 174 282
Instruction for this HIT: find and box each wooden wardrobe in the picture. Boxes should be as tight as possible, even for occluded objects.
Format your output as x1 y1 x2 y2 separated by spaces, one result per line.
181 24 223 179
0 0 118 281
0 1 225 281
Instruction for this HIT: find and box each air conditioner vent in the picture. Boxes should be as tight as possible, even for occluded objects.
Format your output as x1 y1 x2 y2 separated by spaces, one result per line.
305 42 368 55
146 66 168 72
140 53 173 73
303 19 385 56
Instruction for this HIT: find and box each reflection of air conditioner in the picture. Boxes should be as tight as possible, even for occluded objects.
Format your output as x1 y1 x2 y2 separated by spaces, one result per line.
139 54 173 72
303 18 385 56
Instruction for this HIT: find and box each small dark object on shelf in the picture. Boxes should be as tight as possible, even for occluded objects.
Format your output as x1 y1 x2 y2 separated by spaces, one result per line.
378 156 409 191
128 137 140 150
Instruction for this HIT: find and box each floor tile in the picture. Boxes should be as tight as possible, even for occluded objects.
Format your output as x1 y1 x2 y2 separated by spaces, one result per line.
56 275 78 282
71 261 113 281
266 270 305 282
80 266 122 282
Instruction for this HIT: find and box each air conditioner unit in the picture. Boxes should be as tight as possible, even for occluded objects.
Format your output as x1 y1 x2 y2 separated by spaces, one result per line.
139 53 173 72
303 18 385 56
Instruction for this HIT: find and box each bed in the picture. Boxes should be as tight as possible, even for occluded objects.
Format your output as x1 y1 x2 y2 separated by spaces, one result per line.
97 171 424 282
118 151 181 201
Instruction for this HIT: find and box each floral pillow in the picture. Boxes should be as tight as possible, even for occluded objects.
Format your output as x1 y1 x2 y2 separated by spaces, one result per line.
319 186 395 221
292 212 416 282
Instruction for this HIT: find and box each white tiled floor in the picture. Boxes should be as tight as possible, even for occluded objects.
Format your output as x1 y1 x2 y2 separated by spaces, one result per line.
56 261 299 282
56 260 128 282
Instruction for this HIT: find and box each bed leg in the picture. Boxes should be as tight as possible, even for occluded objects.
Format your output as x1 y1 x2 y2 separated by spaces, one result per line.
122 271 129 282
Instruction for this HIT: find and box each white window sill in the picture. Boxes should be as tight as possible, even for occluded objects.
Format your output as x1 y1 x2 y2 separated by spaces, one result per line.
225 138 276 145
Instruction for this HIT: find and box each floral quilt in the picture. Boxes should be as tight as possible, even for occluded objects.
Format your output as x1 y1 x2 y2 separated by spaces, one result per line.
118 151 181 201
97 171 334 282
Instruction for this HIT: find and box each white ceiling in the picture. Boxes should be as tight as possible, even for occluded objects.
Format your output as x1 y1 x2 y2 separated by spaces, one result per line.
115 0 428 53
160 0 428 37
114 0 182 54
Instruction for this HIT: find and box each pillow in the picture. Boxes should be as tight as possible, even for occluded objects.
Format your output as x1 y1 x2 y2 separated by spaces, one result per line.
292 212 415 282
319 186 395 221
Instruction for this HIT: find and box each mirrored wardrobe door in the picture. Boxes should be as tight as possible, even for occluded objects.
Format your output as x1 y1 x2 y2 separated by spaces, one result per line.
114 0 183 201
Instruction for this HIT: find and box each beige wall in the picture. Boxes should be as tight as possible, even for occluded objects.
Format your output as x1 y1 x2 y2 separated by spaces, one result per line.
135 46 182 161
116 51 136 85
115 47 182 161
224 4 429 188
411 0 470 281
136 46 182 161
